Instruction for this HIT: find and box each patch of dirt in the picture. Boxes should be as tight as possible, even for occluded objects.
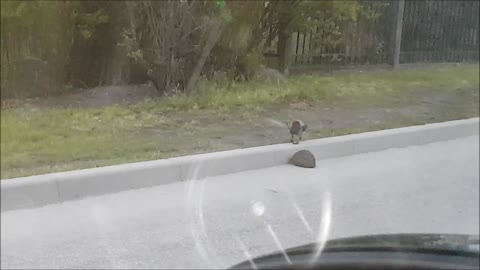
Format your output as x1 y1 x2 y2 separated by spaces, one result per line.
2 84 159 109
2 81 478 178
17 83 474 155
133 87 479 158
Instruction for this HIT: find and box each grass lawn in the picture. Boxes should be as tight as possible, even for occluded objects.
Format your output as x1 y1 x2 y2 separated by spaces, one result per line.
1 64 479 179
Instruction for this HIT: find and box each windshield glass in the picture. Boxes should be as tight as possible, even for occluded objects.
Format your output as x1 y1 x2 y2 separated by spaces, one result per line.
1 0 479 269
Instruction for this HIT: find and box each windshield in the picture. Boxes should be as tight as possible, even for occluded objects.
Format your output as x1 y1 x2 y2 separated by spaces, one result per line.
1 0 479 269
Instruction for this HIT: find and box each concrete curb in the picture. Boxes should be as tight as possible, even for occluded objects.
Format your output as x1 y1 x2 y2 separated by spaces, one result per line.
2 118 478 212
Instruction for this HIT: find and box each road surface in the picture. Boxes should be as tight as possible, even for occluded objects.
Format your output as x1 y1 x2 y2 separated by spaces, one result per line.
2 135 479 269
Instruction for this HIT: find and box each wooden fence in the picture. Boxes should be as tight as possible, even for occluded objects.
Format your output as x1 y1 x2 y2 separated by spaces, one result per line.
291 0 479 67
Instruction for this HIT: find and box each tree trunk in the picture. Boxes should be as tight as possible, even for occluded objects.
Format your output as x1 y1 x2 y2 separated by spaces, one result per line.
278 26 293 75
186 17 224 93
101 1 131 85
276 0 295 75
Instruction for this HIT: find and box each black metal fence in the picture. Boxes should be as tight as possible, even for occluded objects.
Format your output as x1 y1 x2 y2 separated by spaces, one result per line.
400 0 479 63
292 0 479 66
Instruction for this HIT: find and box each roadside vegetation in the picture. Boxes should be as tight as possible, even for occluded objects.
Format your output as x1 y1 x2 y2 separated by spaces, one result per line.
2 64 478 179
2 1 479 179
154 64 480 111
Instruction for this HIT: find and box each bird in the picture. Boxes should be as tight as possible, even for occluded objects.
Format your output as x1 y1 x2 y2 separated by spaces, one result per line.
286 120 308 144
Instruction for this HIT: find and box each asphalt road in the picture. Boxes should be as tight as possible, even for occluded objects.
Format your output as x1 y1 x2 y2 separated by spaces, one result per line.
2 135 479 269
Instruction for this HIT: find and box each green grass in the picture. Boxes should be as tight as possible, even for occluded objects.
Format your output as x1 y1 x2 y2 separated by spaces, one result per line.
1 106 176 174
148 63 479 111
1 64 479 179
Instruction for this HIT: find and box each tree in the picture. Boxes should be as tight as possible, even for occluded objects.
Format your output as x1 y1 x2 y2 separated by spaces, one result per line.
122 0 229 94
206 1 267 80
0 1 118 97
257 0 366 73
1 1 79 97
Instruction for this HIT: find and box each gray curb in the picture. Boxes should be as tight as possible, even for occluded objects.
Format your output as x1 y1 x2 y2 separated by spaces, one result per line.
2 117 478 212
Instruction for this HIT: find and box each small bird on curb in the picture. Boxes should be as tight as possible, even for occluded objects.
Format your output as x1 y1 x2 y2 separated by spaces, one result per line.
286 120 308 144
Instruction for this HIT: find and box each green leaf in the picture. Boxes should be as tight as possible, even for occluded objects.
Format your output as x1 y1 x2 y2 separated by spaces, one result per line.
81 29 92 39
215 0 226 9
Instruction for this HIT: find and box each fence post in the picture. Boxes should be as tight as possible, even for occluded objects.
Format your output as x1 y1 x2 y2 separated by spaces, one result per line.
278 31 293 75
392 0 405 69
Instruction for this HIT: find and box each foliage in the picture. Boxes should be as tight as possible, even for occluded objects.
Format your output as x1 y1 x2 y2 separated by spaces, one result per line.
73 9 109 40
206 1 270 80
0 1 113 98
157 64 480 111
2 64 478 179
1 0 478 98
120 0 228 94
259 1 365 48
1 1 77 97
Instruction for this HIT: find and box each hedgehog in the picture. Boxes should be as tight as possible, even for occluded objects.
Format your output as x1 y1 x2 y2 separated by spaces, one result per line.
286 120 308 144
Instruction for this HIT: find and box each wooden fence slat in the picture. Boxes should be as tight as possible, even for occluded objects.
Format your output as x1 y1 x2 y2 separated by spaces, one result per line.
291 0 479 67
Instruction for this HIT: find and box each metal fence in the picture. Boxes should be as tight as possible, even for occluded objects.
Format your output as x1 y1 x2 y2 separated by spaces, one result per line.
292 0 479 66
400 0 479 63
